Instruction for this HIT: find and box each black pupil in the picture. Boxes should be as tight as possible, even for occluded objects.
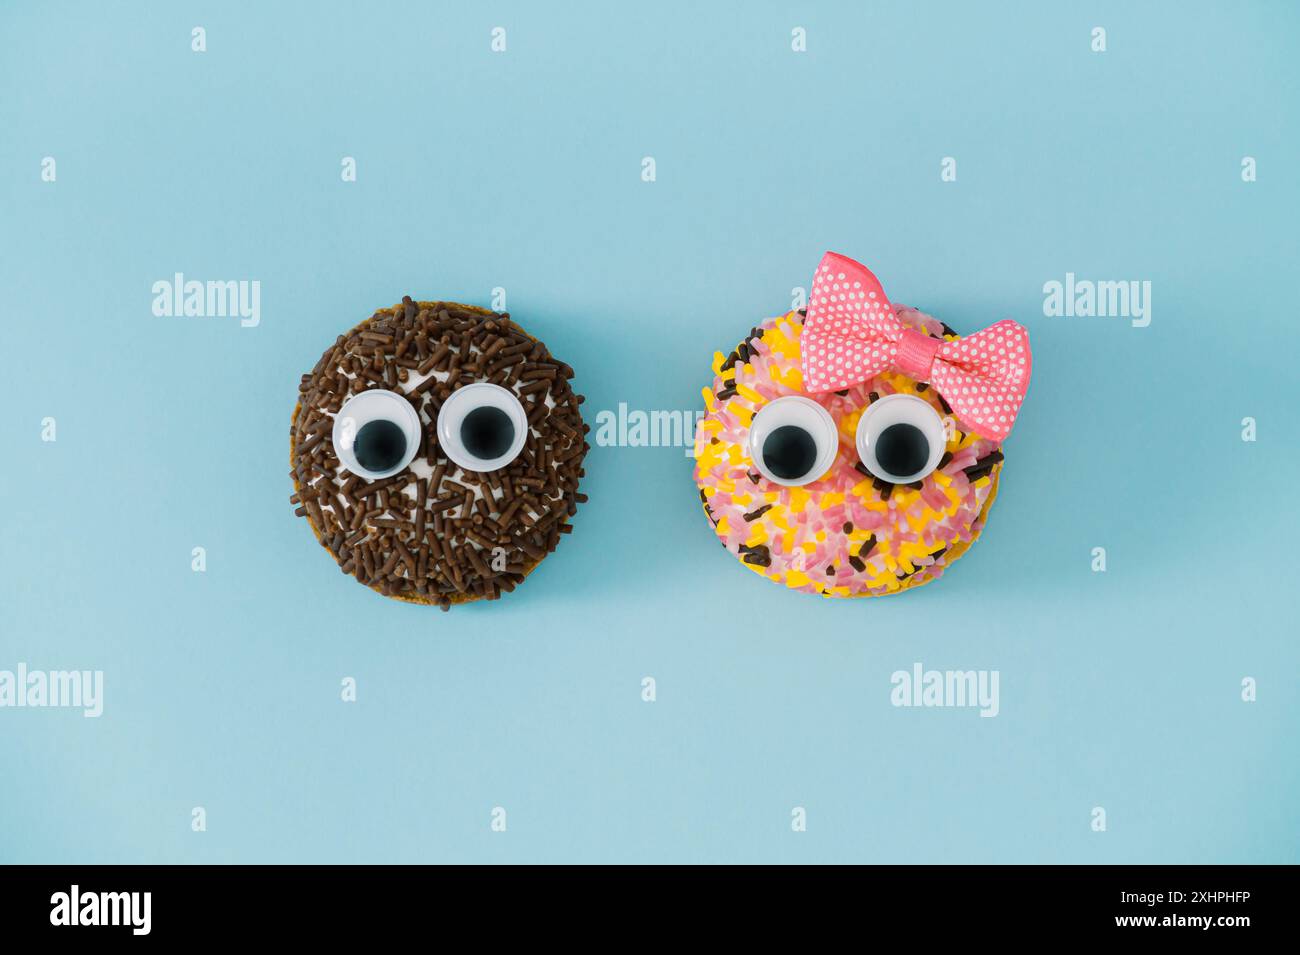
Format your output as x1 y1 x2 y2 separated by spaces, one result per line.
762 425 818 480
354 419 407 472
875 423 929 477
461 406 515 460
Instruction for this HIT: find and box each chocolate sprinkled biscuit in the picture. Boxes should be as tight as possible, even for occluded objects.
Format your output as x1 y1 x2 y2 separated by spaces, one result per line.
289 300 589 608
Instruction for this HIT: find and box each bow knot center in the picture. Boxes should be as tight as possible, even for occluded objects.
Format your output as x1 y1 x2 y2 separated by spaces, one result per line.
894 328 942 383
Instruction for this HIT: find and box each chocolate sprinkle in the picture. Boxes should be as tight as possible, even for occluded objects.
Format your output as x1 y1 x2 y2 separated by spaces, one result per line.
962 449 1004 484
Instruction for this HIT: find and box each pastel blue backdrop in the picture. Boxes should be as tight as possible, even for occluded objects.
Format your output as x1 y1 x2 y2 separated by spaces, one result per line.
2 1 1296 864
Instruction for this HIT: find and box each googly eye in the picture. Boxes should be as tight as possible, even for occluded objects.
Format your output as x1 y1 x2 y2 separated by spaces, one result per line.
855 393 947 484
747 395 839 487
332 388 422 481
436 382 528 473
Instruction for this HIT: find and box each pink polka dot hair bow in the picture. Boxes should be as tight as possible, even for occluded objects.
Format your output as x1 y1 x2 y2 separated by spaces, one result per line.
800 252 1032 443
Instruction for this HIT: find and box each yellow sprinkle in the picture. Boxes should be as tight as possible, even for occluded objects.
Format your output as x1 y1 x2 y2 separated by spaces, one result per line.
735 383 764 404
839 409 863 439
710 351 725 376
898 541 928 563
785 570 811 589
701 387 716 412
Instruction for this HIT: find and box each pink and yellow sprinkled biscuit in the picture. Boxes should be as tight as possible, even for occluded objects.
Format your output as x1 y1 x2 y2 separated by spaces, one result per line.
692 252 1032 598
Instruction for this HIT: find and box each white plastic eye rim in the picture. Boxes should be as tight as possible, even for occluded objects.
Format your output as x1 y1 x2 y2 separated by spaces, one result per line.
747 395 840 487
854 393 947 484
332 388 422 481
436 381 528 473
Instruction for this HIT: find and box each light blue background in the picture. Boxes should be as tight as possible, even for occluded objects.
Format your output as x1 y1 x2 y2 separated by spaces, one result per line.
2 0 1296 864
